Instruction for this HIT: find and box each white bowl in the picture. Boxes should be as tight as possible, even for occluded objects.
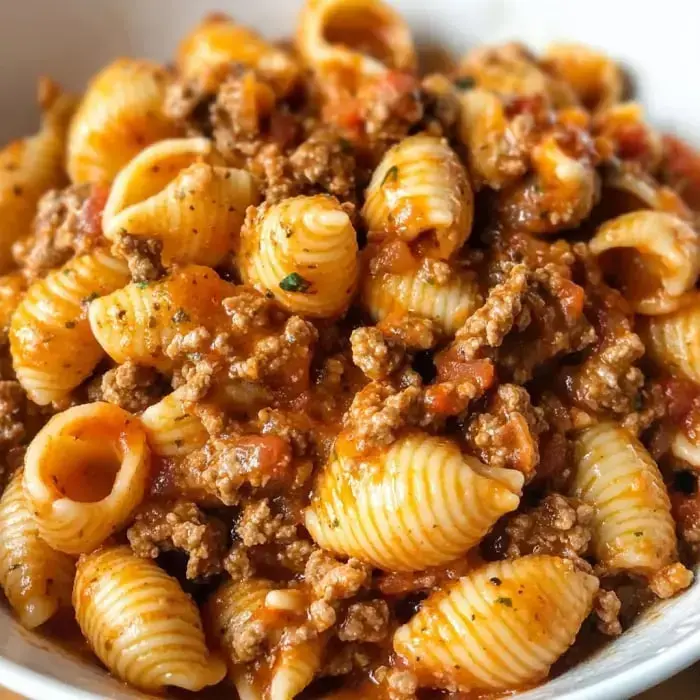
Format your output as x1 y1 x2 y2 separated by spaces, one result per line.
1 1 699 698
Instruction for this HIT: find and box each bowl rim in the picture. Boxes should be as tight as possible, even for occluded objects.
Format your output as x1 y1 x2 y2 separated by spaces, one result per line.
2 616 700 700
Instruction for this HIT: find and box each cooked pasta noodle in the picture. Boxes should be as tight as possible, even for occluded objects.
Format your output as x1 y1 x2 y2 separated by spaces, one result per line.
640 295 700 383
238 195 359 318
296 0 416 89
393 555 599 691
0 79 75 272
141 388 208 457
67 59 180 185
572 422 677 575
362 263 482 336
589 211 700 314
73 545 226 691
671 427 700 469
23 403 151 554
0 469 75 629
305 432 523 571
178 13 299 95
9 249 130 405
362 134 474 259
543 43 623 112
0 273 25 334
103 137 258 267
89 265 234 370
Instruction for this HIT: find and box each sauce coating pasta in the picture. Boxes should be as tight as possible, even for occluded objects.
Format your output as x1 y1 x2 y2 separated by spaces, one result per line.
1 2 699 698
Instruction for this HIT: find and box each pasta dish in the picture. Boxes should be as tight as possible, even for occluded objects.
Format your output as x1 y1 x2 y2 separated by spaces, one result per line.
2 0 700 697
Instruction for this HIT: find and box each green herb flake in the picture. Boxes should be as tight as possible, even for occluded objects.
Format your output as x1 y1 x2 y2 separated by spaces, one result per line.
279 272 311 293
453 76 476 90
496 596 513 607
330 518 341 529
172 308 191 323
382 165 399 187
82 292 99 305
136 281 149 289
338 137 354 154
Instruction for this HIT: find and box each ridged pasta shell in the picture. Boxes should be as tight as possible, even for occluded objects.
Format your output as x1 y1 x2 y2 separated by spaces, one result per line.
0 274 26 334
238 195 359 318
0 469 75 629
178 14 300 95
671 428 700 469
89 265 234 371
103 138 258 267
572 422 676 575
67 59 180 185
640 296 700 384
305 432 523 571
362 134 474 259
0 79 75 272
393 555 599 691
589 211 699 315
10 249 129 405
543 43 623 112
141 389 208 457
296 0 416 86
362 265 482 335
23 403 151 554
73 545 226 691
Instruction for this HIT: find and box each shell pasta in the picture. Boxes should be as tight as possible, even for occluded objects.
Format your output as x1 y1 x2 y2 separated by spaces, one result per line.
0 470 75 629
103 138 258 267
74 545 226 691
23 403 151 554
305 432 523 571
10 250 129 405
3 4 700 698
572 423 677 576
393 556 599 691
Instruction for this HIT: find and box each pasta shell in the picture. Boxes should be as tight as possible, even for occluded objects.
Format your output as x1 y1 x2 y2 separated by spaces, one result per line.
362 265 482 335
572 422 676 575
393 555 599 691
589 211 699 315
640 296 700 384
0 273 26 335
543 43 623 112
238 195 359 318
178 14 300 95
0 469 75 629
73 545 226 691
103 138 258 267
0 78 75 272
141 388 208 457
10 249 129 405
305 432 523 571
362 134 474 259
89 265 234 371
671 428 700 469
296 0 416 87
23 403 151 555
67 59 180 185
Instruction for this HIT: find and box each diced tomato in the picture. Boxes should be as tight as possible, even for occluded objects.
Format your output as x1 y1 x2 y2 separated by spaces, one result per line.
554 277 585 323
235 435 292 482
79 184 109 237
662 134 700 210
435 353 495 390
661 377 700 423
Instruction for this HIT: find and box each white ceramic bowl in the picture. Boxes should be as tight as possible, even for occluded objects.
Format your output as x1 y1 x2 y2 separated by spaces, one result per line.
1 1 699 698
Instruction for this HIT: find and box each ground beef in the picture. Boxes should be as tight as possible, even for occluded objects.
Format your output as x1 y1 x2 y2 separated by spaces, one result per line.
594 589 622 636
465 384 546 477
235 498 297 546
621 380 668 436
504 494 594 566
155 433 296 505
648 563 694 599
127 500 228 579
289 127 357 201
112 234 165 283
0 381 28 452
223 545 255 582
419 74 462 138
223 288 278 336
338 600 390 643
13 184 103 279
320 643 373 677
350 326 404 380
247 143 299 203
163 78 213 135
422 360 494 421
304 550 371 602
378 313 438 351
278 538 316 573
257 407 311 457
97 361 166 413
343 381 422 452
453 263 529 360
373 666 419 700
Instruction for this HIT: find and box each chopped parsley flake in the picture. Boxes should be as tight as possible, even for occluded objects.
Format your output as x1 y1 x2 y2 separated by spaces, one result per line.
453 76 476 90
279 272 311 293
496 596 513 607
382 165 399 186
